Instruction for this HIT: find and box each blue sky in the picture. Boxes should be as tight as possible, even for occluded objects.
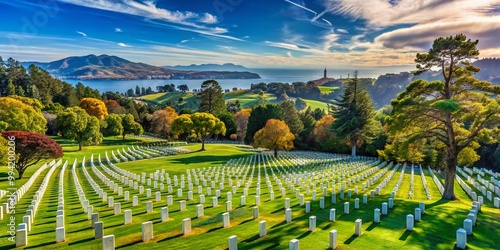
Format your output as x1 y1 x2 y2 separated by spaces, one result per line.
1 0 499 69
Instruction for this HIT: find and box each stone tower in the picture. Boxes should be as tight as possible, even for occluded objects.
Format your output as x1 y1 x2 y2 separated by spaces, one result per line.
324 68 327 78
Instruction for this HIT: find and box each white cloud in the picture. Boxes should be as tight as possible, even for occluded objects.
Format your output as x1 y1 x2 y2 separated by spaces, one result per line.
324 0 500 27
336 28 348 34
242 35 250 39
58 0 239 40
287 51 293 57
76 31 87 37
199 13 218 24
180 39 189 43
115 28 122 32
374 16 500 50
118 43 128 47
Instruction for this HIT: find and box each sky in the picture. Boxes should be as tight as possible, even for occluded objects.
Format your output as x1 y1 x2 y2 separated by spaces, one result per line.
1 0 500 69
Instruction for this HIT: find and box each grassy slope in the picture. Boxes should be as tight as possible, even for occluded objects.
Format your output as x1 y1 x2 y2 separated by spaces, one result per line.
1 139 499 249
318 86 338 94
224 90 278 108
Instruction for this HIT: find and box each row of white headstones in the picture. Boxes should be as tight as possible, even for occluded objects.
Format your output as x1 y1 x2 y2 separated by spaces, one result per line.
70 149 435 250
9 145 180 247
12 159 64 247
12 144 492 249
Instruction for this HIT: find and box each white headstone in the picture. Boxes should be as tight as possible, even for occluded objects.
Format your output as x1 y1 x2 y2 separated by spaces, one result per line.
124 209 132 225
289 239 299 250
102 235 115 250
259 220 266 237
142 221 153 242
146 201 153 213
285 208 292 223
114 203 121 215
91 213 99 228
253 207 259 219
196 204 204 218
463 219 472 235
309 216 316 232
56 227 65 243
456 228 467 249
182 218 191 235
222 212 230 228
374 208 381 223
406 214 414 231
95 221 103 239
344 202 350 214
329 208 336 222
161 207 169 222
228 235 238 250
329 229 338 249
355 219 362 236
415 208 421 222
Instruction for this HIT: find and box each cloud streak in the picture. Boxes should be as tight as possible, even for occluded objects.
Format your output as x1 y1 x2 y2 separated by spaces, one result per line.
58 0 239 40
76 31 87 37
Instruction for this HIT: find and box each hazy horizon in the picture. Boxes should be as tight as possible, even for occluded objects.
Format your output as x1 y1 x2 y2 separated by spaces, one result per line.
1 1 499 69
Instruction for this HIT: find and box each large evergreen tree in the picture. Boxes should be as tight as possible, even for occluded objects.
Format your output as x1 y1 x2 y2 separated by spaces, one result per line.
198 80 225 115
386 34 500 200
279 101 304 137
330 71 376 156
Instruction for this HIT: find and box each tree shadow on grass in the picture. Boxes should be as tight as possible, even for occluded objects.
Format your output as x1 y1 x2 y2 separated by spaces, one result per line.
297 231 312 239
242 235 260 243
25 241 57 249
157 233 183 243
68 237 95 245
366 222 379 231
344 234 358 244
238 218 254 225
399 230 412 241
169 154 251 165
270 221 286 229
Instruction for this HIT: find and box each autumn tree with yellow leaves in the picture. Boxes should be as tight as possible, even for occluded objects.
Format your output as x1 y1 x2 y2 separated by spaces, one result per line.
253 119 295 157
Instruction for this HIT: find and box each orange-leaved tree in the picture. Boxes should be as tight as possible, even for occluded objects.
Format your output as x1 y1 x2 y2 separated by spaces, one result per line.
80 97 108 120
253 119 295 157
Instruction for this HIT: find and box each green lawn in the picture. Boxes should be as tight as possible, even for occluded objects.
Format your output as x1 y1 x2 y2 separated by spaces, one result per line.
224 90 278 108
139 92 200 110
318 86 339 94
301 98 329 111
1 139 499 250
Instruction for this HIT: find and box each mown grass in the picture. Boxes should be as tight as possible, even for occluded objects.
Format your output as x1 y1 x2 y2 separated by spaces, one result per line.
0 139 499 250
224 90 278 108
318 86 339 94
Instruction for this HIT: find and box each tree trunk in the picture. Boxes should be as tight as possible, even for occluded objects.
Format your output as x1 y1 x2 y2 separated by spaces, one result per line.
274 149 278 157
78 141 82 151
442 148 457 200
18 169 24 179
201 140 205 150
351 137 357 157
123 134 126 140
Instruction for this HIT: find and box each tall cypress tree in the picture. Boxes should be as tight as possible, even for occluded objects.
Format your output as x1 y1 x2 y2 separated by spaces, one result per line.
330 71 375 156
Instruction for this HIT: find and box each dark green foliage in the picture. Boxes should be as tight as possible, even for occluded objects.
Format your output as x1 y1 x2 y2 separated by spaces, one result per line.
199 80 225 115
331 71 376 156
279 101 304 136
245 104 282 144
311 108 326 120
216 112 237 138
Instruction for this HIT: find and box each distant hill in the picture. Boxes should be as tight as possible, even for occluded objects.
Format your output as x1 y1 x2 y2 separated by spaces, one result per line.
21 55 260 80
323 58 500 108
163 63 248 71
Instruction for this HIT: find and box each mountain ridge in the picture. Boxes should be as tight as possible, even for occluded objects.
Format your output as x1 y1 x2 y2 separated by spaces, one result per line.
21 54 261 80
